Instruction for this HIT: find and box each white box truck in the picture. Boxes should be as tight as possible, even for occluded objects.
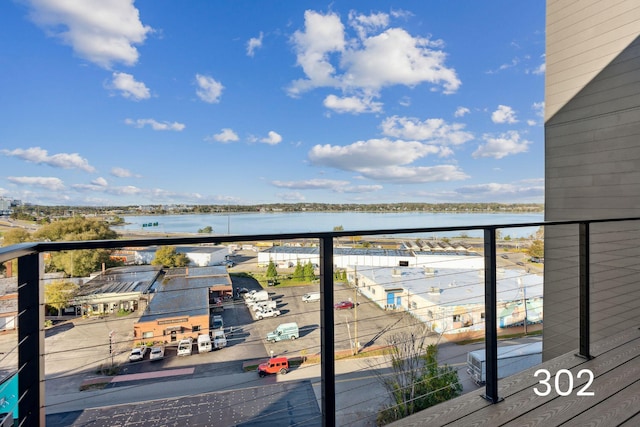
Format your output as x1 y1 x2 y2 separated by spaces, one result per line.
467 341 542 384
197 334 212 353
213 330 227 349
266 322 299 342
245 290 269 304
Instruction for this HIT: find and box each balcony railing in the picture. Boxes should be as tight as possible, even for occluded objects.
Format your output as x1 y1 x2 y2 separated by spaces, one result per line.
1 216 639 426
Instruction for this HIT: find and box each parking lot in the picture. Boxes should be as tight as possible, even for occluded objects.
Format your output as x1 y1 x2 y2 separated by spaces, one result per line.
27 271 423 398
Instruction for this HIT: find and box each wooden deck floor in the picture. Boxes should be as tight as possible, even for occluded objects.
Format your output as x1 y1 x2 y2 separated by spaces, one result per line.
392 327 640 426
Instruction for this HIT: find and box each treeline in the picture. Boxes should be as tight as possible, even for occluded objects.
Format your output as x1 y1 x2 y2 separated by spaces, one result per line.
13 202 543 219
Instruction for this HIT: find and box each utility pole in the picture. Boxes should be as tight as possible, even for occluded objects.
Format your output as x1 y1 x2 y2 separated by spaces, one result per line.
354 267 358 354
109 331 115 368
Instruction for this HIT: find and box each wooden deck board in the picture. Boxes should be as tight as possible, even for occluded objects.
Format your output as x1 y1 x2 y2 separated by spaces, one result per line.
391 327 640 427
563 378 640 427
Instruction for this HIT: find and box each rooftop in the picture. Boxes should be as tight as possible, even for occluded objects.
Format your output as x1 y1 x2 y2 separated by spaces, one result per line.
357 266 543 306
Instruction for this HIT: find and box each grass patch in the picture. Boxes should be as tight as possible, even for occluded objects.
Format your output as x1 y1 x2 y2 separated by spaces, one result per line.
80 381 110 391
455 330 542 346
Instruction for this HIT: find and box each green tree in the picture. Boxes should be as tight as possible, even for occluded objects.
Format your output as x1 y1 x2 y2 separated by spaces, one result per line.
293 262 304 280
45 280 78 317
32 217 120 277
375 331 462 425
152 246 190 267
198 226 213 234
266 260 277 278
333 225 344 231
1 228 32 276
527 239 544 259
2 228 32 245
303 261 315 281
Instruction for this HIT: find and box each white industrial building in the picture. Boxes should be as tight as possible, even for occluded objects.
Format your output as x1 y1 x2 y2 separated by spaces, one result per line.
349 265 543 336
134 245 228 267
257 246 482 269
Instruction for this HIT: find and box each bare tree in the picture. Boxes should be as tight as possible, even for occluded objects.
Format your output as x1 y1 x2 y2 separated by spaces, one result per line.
374 328 462 425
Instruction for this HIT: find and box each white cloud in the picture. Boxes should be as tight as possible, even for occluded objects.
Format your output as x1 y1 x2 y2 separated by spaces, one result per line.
289 11 345 96
473 131 531 159
210 128 239 143
111 167 136 178
125 118 185 131
532 101 544 117
288 10 459 102
531 54 546 75
260 131 282 145
247 32 263 57
195 74 224 103
323 94 383 114
272 179 350 190
110 72 150 100
277 191 306 201
2 146 95 172
454 107 470 117
491 105 518 124
348 11 389 38
92 177 108 186
381 116 473 145
355 164 469 183
527 120 537 126
272 179 383 194
8 176 65 191
342 184 383 193
309 138 441 171
455 182 544 200
25 0 152 68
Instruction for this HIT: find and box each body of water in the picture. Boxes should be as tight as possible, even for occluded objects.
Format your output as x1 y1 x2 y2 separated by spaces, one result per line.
115 211 544 239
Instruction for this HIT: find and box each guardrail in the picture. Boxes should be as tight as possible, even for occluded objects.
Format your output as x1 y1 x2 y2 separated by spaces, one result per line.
1 216 639 426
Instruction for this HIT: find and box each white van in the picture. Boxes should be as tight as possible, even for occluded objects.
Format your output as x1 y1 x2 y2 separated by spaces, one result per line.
177 338 192 356
197 334 212 353
302 292 320 303
213 330 227 349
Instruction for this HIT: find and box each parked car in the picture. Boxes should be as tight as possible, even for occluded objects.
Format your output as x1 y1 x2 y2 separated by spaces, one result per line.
224 260 235 267
302 292 320 303
129 346 147 362
256 308 281 320
501 254 509 259
212 315 224 330
258 357 289 377
177 338 193 356
149 346 164 361
334 300 354 310
250 300 277 312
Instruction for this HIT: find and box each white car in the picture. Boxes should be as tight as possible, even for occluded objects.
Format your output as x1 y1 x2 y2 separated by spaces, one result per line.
129 346 147 362
256 308 281 320
250 301 277 312
149 346 164 361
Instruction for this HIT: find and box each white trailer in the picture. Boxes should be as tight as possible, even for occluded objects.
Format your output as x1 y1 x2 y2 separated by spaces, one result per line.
467 341 542 384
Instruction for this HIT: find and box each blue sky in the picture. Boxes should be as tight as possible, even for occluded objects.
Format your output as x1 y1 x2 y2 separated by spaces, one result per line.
0 1 545 207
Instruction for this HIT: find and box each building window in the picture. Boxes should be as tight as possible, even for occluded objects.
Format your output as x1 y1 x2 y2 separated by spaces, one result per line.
453 314 462 322
428 310 433 319
193 325 201 332
399 260 409 267
481 312 485 319
371 288 376 295
411 301 417 310
142 331 153 339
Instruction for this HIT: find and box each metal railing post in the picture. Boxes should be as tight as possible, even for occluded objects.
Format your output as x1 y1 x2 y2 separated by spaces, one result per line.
319 236 336 427
17 253 45 426
577 222 593 359
483 228 502 403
